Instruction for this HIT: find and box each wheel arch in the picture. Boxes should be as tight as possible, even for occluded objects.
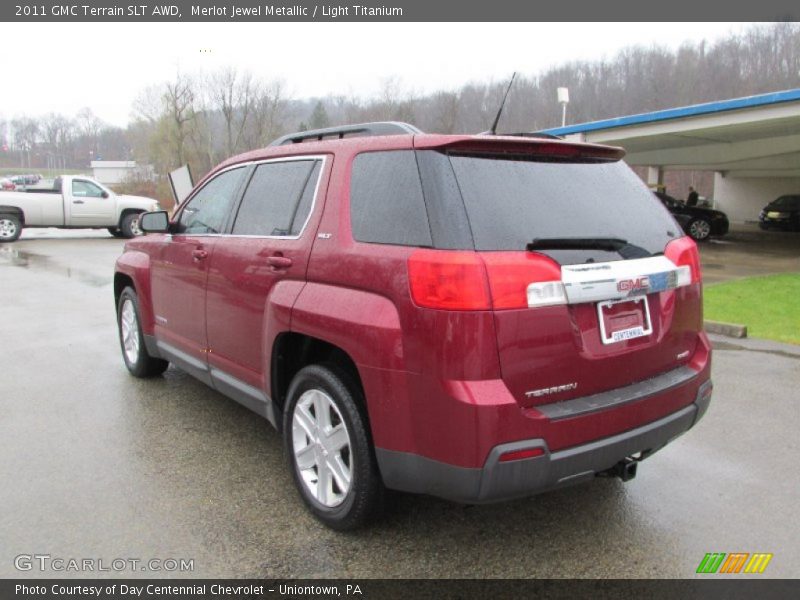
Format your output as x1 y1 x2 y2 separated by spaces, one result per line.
118 208 145 229
114 251 155 334
0 205 25 224
271 332 365 431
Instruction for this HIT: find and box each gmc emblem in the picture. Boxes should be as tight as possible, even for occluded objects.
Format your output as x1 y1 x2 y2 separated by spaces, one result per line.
617 276 650 292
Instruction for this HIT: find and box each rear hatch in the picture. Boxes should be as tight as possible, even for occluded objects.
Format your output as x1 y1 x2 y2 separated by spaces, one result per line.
414 139 704 408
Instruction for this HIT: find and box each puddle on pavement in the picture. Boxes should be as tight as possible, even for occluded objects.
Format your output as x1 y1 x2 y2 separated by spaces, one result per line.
712 340 800 361
0 247 110 287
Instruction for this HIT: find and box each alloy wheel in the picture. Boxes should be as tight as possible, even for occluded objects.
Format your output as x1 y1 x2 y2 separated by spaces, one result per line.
292 389 353 507
120 298 140 365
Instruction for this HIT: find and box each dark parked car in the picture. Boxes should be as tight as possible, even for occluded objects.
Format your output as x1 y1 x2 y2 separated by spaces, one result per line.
759 195 800 231
116 122 712 529
653 192 729 241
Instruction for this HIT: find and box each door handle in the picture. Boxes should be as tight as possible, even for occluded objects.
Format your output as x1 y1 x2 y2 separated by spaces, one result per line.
73 200 85 204
267 255 293 270
192 249 209 261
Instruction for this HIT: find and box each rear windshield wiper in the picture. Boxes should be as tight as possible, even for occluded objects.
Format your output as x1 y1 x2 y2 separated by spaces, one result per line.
526 237 651 259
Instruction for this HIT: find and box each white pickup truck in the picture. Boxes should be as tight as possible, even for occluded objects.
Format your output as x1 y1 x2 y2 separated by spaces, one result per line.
0 175 160 242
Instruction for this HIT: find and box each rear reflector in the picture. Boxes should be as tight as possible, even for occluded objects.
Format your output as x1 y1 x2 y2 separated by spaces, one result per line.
665 236 702 284
498 447 545 462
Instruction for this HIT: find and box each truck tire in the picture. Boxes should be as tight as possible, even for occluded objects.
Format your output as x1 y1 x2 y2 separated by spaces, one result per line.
117 287 169 377
120 212 143 238
283 364 384 530
107 227 125 238
0 214 22 242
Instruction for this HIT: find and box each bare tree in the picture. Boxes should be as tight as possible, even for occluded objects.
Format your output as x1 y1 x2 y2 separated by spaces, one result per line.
11 117 40 169
163 72 197 167
243 79 289 149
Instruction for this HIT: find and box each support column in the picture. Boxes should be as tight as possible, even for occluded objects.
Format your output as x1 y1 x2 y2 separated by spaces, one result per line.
647 166 664 192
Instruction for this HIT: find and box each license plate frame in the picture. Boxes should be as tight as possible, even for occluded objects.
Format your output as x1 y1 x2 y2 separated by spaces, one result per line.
597 296 653 345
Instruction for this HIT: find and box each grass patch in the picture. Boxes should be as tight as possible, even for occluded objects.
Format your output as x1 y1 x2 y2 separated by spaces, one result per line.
704 273 800 344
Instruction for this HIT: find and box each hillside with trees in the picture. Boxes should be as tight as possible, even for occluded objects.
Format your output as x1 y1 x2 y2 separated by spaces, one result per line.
1 23 797 205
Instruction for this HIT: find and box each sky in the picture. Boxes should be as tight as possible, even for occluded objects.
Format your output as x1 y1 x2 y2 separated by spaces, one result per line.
2 22 751 127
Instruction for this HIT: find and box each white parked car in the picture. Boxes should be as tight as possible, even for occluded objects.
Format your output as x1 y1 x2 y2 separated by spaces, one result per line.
0 175 160 242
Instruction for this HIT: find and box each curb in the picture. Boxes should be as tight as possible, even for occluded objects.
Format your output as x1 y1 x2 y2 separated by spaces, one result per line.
705 320 748 339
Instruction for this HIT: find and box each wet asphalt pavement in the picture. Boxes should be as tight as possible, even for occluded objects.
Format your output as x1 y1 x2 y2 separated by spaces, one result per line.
1 228 799 579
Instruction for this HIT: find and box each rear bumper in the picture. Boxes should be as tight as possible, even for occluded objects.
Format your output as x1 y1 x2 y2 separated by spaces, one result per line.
376 379 712 503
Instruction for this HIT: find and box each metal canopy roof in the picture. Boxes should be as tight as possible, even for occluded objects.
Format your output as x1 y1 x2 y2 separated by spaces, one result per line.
542 89 800 178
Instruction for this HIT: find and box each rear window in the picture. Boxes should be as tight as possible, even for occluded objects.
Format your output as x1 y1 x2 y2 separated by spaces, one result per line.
448 154 677 255
348 149 678 259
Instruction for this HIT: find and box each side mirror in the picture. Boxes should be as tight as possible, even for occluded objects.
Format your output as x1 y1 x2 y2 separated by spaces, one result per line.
139 210 170 233
101 190 109 198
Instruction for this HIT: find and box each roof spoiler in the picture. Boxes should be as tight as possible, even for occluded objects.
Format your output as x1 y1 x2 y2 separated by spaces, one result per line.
270 121 422 146
417 137 626 161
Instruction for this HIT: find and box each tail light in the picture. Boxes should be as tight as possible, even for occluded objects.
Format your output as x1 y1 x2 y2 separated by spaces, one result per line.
665 236 702 285
408 250 491 310
481 252 564 309
408 250 564 310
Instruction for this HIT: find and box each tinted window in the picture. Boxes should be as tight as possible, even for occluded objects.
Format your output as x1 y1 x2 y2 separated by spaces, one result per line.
773 196 800 209
72 180 105 198
178 167 246 234
448 155 677 257
232 160 321 237
350 151 432 247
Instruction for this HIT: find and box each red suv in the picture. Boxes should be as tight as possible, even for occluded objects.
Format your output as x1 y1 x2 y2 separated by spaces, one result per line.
115 122 712 529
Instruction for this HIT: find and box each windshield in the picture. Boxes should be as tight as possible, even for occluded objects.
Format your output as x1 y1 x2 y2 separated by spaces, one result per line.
447 154 679 256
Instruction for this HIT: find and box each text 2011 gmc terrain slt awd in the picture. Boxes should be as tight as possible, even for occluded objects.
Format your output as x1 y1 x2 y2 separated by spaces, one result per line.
114 122 713 529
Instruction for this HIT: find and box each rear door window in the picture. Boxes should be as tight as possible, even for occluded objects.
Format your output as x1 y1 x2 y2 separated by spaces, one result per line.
232 159 321 237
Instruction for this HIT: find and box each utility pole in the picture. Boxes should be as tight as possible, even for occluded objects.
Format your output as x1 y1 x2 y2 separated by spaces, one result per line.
558 87 570 127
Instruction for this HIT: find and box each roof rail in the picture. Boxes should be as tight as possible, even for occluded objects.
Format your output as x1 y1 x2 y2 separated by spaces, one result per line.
270 121 423 146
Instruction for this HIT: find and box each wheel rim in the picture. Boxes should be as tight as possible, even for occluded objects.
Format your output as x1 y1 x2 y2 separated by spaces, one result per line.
0 218 18 239
130 216 143 236
292 389 353 508
120 299 140 365
690 220 710 240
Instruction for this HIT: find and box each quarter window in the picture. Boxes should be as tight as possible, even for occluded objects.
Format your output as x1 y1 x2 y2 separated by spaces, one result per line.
232 160 321 237
177 167 246 234
350 151 432 247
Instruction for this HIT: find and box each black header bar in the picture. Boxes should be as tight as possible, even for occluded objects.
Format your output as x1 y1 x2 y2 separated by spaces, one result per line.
3 0 799 22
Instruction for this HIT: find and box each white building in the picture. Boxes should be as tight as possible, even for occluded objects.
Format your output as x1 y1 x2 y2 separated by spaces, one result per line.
90 161 155 185
543 89 800 223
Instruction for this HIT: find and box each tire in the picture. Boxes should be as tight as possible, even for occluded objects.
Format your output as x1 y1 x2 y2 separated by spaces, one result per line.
119 212 143 239
0 214 22 243
117 287 169 377
108 227 125 238
283 364 384 530
687 218 711 241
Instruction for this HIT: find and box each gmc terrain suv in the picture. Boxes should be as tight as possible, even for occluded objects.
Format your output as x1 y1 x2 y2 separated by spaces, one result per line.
115 122 713 529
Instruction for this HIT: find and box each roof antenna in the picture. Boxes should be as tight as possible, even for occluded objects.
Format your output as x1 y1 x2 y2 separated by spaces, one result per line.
488 72 517 135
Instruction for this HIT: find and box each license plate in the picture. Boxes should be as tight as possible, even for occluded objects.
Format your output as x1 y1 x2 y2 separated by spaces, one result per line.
597 296 652 345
